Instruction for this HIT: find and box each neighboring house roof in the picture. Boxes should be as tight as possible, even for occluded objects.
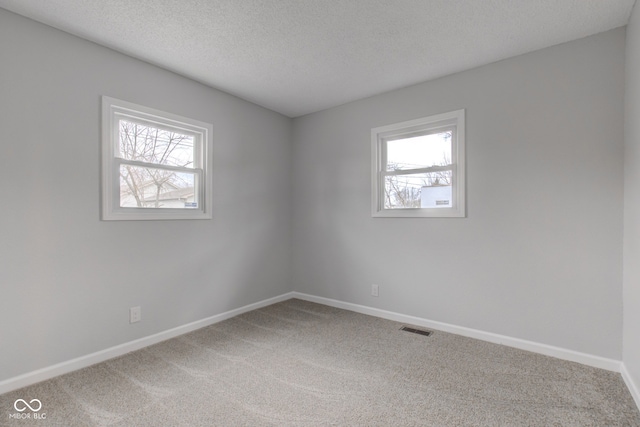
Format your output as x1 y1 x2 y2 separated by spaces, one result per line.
142 187 194 202
121 180 178 197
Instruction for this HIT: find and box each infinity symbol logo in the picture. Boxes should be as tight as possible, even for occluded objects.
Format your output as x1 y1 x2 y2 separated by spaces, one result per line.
14 399 42 412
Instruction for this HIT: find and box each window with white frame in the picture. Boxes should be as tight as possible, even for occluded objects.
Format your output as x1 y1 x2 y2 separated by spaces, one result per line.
371 109 465 218
101 96 213 220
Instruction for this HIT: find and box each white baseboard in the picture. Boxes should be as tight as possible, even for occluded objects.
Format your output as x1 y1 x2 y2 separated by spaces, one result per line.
291 292 622 373
0 292 295 395
621 363 640 410
1 290 629 405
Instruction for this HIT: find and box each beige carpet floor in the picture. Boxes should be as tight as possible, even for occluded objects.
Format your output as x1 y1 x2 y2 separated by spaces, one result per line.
1 299 639 426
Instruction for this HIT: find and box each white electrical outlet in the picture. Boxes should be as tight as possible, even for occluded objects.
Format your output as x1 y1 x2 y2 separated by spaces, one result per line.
371 284 379 297
130 306 141 323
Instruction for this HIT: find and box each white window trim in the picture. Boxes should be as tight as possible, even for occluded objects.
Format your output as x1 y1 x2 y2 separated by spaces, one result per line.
371 109 466 218
101 96 213 220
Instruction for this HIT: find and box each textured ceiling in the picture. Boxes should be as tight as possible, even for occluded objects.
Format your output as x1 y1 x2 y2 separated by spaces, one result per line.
0 1 635 117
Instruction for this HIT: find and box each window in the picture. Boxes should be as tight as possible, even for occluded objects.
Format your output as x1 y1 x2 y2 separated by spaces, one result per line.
101 96 213 220
371 109 465 218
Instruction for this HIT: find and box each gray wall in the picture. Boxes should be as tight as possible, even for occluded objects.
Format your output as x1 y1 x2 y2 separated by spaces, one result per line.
0 9 292 380
0 5 629 384
292 28 625 359
624 1 640 395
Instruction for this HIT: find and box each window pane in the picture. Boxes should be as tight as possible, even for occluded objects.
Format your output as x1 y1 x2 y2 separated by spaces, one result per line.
118 120 194 168
386 130 452 171
384 171 452 209
119 165 198 209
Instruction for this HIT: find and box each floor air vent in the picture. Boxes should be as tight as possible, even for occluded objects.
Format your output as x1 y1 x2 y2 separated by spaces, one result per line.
400 326 433 337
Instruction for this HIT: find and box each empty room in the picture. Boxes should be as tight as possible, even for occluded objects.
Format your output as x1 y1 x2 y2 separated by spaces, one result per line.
1 0 640 425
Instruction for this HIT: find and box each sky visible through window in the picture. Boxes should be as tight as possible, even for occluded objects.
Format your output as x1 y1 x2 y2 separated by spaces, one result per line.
118 120 194 168
386 131 451 171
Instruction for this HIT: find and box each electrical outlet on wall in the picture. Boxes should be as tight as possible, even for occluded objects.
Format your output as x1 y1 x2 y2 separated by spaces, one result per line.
371 284 379 297
130 306 141 323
